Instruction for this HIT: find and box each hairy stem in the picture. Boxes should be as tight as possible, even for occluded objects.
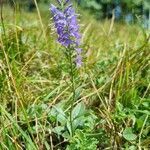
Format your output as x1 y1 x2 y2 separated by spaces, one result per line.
68 48 76 137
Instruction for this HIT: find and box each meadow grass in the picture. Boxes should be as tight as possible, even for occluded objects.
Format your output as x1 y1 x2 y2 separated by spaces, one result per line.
0 3 150 150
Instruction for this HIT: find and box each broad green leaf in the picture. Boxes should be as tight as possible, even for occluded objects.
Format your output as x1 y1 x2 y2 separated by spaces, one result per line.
53 106 67 125
53 126 64 135
123 128 137 141
128 145 137 150
72 102 85 120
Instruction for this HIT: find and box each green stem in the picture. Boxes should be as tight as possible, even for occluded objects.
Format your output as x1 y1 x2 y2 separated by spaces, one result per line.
68 48 76 137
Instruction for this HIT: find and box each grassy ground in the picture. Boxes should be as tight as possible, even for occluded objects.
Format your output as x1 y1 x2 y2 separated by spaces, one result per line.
0 3 150 150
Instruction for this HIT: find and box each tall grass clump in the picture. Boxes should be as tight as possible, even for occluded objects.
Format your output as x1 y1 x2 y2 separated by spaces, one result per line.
0 0 149 149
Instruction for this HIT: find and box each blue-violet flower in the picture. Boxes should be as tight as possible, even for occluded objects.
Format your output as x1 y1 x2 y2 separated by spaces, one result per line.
50 0 82 67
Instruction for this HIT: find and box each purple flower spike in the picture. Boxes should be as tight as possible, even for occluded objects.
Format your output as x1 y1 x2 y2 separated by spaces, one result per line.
50 0 82 67
50 4 58 14
76 54 82 68
76 48 82 54
75 48 82 67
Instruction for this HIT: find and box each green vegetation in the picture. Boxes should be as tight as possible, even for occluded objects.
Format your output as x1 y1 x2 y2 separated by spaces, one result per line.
0 2 150 150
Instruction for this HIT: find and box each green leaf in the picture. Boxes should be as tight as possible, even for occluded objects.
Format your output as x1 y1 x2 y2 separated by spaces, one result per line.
53 126 64 135
66 120 73 137
128 145 137 150
53 106 67 125
72 102 85 120
57 112 67 125
123 128 137 141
